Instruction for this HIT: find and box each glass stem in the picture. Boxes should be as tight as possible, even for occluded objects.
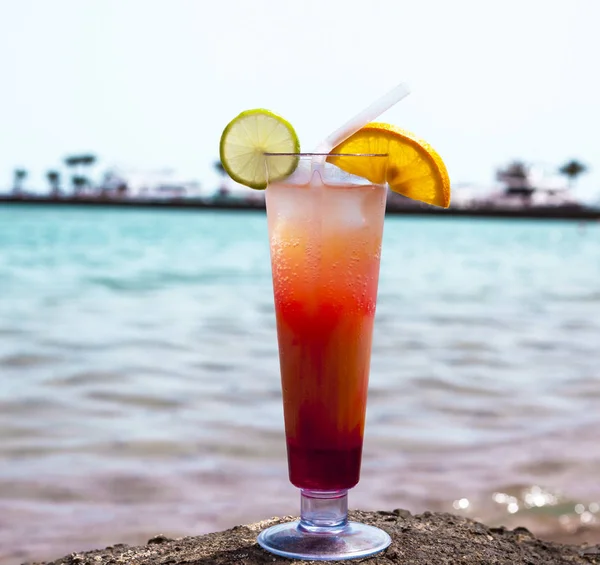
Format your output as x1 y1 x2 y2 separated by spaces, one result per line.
299 489 349 533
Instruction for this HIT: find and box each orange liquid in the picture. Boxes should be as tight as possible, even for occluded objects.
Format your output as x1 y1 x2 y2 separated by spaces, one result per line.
267 179 386 490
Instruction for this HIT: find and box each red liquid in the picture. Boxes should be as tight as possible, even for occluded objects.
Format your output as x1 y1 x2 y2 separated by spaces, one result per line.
287 444 363 490
274 294 378 490
270 206 383 490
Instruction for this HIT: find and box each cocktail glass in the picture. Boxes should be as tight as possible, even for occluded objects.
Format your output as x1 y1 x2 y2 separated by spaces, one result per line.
257 154 391 561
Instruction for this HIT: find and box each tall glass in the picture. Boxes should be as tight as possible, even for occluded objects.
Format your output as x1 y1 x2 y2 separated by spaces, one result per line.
257 155 391 560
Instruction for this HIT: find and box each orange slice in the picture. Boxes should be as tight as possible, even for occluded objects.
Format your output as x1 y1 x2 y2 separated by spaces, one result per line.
327 123 451 208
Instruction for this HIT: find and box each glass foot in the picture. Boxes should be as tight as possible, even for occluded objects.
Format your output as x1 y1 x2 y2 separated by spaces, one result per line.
257 520 392 561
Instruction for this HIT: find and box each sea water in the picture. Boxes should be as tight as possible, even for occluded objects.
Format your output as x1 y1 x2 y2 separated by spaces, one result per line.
0 205 599 563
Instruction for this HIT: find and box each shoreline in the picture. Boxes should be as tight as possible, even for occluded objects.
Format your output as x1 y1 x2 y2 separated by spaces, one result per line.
2 195 600 220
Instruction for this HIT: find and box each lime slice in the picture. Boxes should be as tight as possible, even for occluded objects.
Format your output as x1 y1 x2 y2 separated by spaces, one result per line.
219 109 300 190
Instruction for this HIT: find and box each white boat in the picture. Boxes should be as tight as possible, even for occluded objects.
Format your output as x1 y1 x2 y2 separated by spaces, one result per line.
99 168 202 200
455 162 584 210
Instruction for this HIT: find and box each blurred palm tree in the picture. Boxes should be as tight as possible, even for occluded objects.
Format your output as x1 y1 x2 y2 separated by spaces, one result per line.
47 170 61 196
65 154 97 193
559 160 587 188
71 175 88 195
214 159 226 176
214 159 230 197
12 169 27 194
65 154 96 168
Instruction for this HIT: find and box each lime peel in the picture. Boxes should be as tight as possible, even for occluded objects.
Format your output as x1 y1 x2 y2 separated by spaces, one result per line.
219 109 300 190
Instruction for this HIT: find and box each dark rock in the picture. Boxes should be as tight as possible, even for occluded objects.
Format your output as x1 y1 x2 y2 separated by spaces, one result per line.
375 510 395 516
38 509 600 565
147 535 173 545
513 527 534 537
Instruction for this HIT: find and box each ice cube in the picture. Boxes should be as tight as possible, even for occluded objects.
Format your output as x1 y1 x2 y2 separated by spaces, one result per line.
323 185 368 232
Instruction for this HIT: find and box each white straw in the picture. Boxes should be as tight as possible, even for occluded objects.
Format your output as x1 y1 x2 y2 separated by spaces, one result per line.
313 82 411 163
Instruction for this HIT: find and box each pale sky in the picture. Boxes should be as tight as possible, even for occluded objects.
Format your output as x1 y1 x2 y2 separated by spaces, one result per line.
1 0 599 201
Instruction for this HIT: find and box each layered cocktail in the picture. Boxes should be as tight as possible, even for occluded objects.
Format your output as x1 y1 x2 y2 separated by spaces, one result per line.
267 159 386 493
260 156 391 559
219 104 450 560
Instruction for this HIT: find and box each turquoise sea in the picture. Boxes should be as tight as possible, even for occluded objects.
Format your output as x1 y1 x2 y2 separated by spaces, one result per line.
1 205 599 564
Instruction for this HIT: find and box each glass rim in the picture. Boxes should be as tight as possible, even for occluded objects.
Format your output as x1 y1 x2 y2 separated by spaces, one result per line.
264 152 388 157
